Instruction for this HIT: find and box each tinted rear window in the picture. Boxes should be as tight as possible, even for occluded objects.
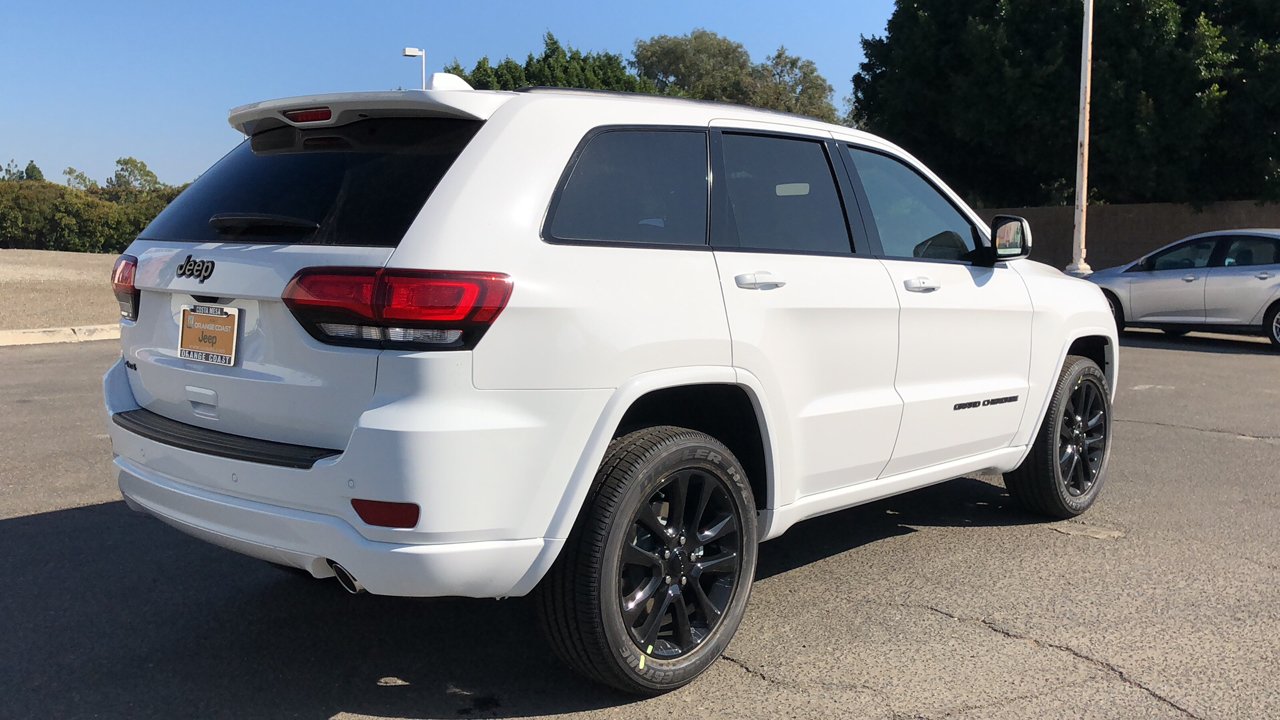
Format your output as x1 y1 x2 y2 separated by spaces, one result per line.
141 117 481 247
546 130 709 246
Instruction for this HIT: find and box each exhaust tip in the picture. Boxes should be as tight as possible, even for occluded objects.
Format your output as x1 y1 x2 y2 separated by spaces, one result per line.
328 560 365 594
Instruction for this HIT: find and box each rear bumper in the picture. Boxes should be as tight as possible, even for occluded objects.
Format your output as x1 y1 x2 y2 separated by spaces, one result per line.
117 459 558 597
104 356 607 597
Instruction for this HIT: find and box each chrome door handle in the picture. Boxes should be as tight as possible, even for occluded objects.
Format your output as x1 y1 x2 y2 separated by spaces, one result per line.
1182 274 1198 282
1257 271 1275 280
904 276 941 293
734 271 786 290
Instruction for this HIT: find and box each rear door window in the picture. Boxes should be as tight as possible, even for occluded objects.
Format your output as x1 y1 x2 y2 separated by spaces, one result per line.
141 117 482 247
546 130 709 246
1221 236 1280 267
713 133 853 254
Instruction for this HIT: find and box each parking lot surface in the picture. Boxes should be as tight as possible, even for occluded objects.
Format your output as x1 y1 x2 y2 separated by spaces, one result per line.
1 332 1276 719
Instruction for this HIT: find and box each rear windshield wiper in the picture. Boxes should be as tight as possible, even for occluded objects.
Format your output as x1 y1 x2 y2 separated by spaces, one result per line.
209 213 320 234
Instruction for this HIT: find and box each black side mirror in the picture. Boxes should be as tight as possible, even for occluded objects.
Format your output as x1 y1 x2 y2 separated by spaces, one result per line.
991 215 1032 259
974 215 1033 266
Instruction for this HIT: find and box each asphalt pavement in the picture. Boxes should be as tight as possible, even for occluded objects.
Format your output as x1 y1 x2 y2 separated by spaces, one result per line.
1 332 1276 719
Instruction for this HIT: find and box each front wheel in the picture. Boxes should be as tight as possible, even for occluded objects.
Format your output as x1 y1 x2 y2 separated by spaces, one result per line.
536 426 758 694
1005 356 1112 518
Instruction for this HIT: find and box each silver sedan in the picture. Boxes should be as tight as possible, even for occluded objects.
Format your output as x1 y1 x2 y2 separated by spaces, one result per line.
1087 229 1280 347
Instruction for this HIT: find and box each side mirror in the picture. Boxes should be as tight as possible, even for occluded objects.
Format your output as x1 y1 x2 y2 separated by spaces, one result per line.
991 215 1033 260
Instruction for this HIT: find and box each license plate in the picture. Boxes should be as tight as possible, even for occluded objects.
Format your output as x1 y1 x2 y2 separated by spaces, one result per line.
179 305 240 366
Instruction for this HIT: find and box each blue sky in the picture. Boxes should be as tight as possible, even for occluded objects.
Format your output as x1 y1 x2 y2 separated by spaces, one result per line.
0 0 895 185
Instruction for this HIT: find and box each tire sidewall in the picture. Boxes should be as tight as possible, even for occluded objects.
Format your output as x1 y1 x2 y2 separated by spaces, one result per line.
1050 362 1112 513
596 436 758 691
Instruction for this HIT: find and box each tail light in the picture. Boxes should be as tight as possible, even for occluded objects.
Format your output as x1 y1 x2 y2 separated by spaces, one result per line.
283 268 512 350
111 254 139 321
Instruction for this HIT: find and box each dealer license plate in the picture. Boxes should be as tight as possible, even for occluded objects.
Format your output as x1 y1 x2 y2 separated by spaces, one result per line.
179 305 240 366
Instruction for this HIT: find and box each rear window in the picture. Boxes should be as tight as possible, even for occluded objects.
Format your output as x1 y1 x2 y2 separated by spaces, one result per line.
140 117 482 247
546 130 709 246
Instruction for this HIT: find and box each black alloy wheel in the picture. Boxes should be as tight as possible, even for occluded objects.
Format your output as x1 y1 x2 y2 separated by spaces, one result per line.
1005 355 1112 518
1057 377 1107 498
536 426 758 694
619 468 741 658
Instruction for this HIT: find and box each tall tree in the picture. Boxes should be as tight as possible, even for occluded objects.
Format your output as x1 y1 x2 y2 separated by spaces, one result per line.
445 33 654 94
22 161 44 182
852 0 1239 207
634 29 839 120
632 29 756 104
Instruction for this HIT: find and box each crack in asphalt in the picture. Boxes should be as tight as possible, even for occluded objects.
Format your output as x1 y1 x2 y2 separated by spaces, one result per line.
720 654 781 686
1115 417 1280 443
921 606 1206 720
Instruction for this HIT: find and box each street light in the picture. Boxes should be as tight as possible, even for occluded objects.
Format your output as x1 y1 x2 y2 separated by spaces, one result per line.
1067 0 1094 277
403 47 426 91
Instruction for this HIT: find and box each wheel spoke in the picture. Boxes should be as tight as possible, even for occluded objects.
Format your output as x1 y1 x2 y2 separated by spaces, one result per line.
1086 409 1105 431
622 577 662 625
670 588 694 648
688 578 723 624
639 585 676 648
1073 450 1089 488
635 501 669 540
622 542 662 569
665 472 690 536
1062 447 1080 486
698 513 736 545
694 550 738 577
691 477 716 536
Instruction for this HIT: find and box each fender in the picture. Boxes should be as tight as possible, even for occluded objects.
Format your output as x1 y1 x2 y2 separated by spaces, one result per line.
1009 324 1118 469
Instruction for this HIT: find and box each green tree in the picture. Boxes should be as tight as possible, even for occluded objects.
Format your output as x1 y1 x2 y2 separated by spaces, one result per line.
446 33 654 93
22 160 44 182
634 29 839 120
852 0 1238 207
633 29 756 103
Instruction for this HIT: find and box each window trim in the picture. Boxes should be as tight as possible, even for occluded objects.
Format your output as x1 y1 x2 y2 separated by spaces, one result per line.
842 143 990 267
708 128 863 258
540 125 713 251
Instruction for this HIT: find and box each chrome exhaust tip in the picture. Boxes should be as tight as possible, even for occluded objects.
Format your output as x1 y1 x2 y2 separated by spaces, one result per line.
328 560 365 594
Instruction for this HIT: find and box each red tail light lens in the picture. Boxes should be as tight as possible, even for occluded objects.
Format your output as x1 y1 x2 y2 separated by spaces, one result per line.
282 268 512 350
111 254 139 321
282 107 332 123
351 499 420 529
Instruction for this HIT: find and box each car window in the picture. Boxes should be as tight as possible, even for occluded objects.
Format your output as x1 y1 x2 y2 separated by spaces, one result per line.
714 133 852 254
1222 237 1280 267
1150 240 1216 271
141 118 482 247
547 130 708 246
846 147 977 262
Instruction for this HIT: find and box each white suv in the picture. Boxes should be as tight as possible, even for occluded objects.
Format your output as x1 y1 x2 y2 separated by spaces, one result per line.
104 76 1118 694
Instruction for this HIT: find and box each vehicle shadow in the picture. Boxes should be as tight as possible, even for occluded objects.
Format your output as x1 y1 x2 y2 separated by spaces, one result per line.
1 477 1034 719
1119 329 1276 356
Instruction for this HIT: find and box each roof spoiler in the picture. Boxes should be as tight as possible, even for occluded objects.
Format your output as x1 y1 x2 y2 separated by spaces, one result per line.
228 78 511 135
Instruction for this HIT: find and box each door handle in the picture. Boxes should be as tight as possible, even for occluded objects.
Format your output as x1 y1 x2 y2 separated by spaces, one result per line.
904 276 941 293
734 271 786 290
1182 274 1198 283
1257 271 1275 280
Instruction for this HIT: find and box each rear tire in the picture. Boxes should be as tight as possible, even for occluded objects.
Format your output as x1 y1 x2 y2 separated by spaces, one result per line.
1005 356 1112 518
1265 302 1280 348
535 426 758 695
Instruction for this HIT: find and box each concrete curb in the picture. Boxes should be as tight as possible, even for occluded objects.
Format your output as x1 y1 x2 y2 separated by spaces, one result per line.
0 324 120 347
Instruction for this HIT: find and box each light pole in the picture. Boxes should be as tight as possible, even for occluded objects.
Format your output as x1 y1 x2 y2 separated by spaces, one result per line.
403 47 426 91
1067 0 1094 277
